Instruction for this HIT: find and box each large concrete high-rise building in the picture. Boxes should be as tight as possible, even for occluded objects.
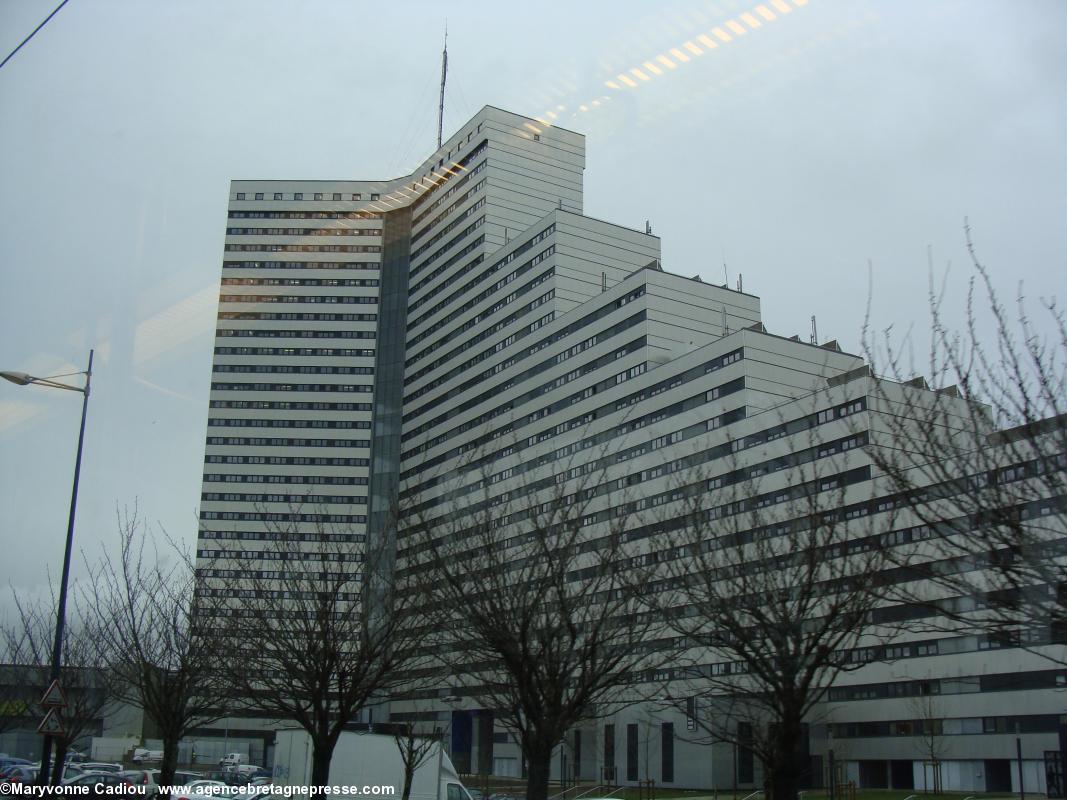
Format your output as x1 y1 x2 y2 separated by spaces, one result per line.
195 106 1066 793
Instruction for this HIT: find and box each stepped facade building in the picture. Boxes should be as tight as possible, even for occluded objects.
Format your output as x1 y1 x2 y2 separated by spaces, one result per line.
195 107 1066 794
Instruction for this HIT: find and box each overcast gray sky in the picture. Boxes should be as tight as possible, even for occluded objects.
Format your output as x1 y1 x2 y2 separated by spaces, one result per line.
1 0 1064 607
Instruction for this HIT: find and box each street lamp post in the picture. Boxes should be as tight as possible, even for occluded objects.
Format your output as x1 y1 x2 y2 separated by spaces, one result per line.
1 350 93 785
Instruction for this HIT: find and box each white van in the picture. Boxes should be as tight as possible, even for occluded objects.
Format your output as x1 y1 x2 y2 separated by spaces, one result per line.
273 730 473 800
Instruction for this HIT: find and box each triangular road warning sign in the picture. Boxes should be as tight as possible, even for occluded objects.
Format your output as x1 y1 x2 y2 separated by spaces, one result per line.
37 708 65 737
40 680 66 708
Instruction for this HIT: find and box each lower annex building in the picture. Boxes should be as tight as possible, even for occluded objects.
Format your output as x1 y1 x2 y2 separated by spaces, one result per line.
194 106 1067 792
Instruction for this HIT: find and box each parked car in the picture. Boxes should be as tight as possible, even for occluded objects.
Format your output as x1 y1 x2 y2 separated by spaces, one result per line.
132 748 164 763
218 753 246 768
119 769 161 791
0 758 32 771
63 772 138 798
79 762 124 773
222 764 263 778
1 765 39 784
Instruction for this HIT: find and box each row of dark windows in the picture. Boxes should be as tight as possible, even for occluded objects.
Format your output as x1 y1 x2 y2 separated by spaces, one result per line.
408 223 555 329
212 365 374 376
225 244 382 253
199 510 367 522
226 227 381 237
216 328 376 340
831 714 1060 738
197 588 362 602
218 294 377 305
223 260 380 271
208 400 372 412
204 455 369 466
220 278 379 288
198 530 363 542
202 474 368 485
196 568 361 582
652 623 1061 690
201 492 365 505
228 210 382 220
210 382 372 393
828 668 1067 702
234 191 380 201
207 418 371 428
205 437 369 448
218 312 378 322
214 347 375 358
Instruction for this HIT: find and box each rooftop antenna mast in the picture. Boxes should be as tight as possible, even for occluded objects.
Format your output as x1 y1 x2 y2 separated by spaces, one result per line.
436 25 448 150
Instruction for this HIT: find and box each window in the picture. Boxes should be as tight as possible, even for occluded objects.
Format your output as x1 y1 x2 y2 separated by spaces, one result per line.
737 722 754 783
661 723 674 782
604 725 615 783
273 192 282 200
314 192 323 200
333 193 341 200
626 724 638 782
351 193 362 200
294 192 303 200
236 192 245 200
573 730 582 779
255 193 264 200
370 193 380 200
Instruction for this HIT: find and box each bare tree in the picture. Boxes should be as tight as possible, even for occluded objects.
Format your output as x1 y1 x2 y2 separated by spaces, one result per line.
198 511 414 787
82 508 228 788
863 225 1067 660
651 401 898 800
909 689 947 794
402 446 661 800
376 710 446 800
3 589 114 772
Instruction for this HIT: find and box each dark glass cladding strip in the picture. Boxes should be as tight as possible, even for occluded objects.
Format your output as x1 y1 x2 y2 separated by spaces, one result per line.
364 205 412 614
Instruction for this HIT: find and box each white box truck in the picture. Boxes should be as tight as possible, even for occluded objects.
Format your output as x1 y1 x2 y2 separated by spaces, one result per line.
273 729 473 800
